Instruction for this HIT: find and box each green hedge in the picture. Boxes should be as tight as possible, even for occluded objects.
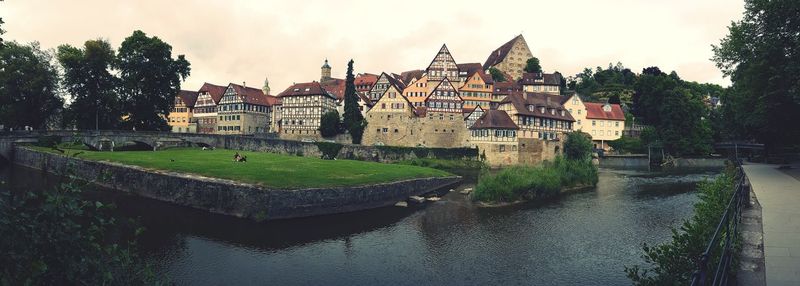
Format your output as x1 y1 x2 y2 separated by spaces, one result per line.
315 142 343 159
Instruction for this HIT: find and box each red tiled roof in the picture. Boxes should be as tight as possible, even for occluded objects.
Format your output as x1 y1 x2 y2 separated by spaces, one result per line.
470 110 519 130
483 35 523 70
227 83 278 106
198 82 227 104
584 102 625 120
176 90 198 107
500 92 575 122
277 81 336 99
355 73 378 92
519 72 561 86
320 78 346 99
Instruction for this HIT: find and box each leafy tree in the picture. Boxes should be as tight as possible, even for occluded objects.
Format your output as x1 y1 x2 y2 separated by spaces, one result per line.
57 40 122 130
0 17 5 49
563 131 593 161
608 94 621 104
608 136 644 154
712 0 800 151
0 42 64 129
641 66 665 76
524 57 542 73
657 88 712 156
319 110 342 137
488 67 506 82
574 63 636 102
631 71 679 126
342 60 366 144
0 157 158 284
116 30 190 131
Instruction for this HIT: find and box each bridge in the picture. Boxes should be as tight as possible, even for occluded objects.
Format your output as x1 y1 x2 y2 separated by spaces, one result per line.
0 130 258 160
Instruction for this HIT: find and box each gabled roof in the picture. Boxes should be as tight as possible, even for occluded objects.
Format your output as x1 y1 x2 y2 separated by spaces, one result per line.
176 90 199 107
227 83 277 106
425 44 458 72
397 69 425 85
426 77 463 102
198 82 227 104
470 110 519 130
277 81 336 100
384 72 407 91
519 72 561 86
483 35 523 70
500 92 575 122
584 102 625 120
464 105 484 118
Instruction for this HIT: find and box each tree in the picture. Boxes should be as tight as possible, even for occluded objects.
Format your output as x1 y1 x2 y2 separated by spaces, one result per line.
58 40 122 130
342 60 366 144
563 131 593 161
0 17 5 49
116 30 190 131
0 42 64 129
657 88 712 156
524 57 542 73
319 110 341 137
712 0 800 151
488 67 506 82
0 156 158 284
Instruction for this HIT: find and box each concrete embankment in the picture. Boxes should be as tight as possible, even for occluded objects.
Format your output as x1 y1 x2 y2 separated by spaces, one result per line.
12 146 461 221
599 155 727 169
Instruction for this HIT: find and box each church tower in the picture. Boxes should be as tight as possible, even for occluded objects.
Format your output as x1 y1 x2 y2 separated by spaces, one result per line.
321 59 332 82
262 77 271 95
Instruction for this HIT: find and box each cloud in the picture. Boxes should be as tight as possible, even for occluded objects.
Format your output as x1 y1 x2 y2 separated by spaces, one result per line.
1 0 744 94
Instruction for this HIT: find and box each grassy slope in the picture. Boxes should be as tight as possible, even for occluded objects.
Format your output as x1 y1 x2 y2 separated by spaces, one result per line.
28 147 451 189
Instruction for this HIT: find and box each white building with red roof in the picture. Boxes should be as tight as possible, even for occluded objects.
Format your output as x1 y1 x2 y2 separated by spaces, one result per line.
564 94 625 150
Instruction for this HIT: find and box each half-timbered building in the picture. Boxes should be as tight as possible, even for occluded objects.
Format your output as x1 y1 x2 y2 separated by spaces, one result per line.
277 82 337 139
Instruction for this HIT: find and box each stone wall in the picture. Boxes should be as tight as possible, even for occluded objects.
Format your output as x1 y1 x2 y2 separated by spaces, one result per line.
13 147 461 220
599 155 649 168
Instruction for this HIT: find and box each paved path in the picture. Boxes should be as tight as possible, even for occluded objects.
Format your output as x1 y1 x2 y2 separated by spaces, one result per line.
743 164 800 285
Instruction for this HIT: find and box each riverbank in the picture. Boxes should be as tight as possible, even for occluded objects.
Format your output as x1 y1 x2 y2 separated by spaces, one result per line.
25 146 451 189
471 157 599 205
12 146 461 220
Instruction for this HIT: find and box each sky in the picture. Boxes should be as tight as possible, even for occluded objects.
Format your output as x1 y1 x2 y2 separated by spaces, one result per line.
2 0 745 94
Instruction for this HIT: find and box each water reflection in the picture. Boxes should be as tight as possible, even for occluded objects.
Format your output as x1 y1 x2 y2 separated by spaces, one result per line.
0 163 719 285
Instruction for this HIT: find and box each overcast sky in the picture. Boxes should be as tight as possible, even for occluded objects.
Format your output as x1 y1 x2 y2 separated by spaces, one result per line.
2 0 744 94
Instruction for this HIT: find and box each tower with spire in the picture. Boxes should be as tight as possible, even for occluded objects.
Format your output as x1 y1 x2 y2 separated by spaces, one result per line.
262 76 271 95
321 59 332 82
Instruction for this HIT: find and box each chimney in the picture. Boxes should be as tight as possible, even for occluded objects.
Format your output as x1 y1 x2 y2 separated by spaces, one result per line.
243 81 246 87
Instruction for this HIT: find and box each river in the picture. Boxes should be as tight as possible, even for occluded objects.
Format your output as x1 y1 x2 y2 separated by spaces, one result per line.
0 164 718 285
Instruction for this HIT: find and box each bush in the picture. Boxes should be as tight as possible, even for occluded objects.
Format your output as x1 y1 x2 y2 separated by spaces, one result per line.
564 131 593 160
36 135 62 148
472 156 598 203
608 136 645 154
315 142 343 160
625 163 737 285
319 110 342 137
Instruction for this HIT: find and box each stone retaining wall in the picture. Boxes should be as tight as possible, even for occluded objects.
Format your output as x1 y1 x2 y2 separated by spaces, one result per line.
13 147 461 220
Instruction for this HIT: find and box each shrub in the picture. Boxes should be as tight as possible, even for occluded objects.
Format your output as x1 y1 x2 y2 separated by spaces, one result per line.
315 142 343 160
36 135 61 148
319 110 342 137
625 163 737 285
564 131 593 160
472 156 598 203
608 136 645 154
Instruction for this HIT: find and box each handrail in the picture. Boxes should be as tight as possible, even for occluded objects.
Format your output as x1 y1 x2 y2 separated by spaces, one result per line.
690 163 748 286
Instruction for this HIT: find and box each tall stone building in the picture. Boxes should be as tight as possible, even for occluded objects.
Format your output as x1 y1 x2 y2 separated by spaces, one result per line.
321 59 332 82
483 35 534 81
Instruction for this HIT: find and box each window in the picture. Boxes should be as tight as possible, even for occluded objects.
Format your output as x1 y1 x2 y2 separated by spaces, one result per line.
382 128 388 133
577 119 581 125
600 121 604 127
578 110 582 114
592 120 596 126
615 122 620 127
499 145 505 152
615 131 619 136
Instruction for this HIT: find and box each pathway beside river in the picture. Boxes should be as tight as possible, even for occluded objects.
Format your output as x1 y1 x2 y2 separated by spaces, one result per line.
743 163 800 285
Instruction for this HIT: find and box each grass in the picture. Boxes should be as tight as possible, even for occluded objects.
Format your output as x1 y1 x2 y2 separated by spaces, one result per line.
27 146 452 189
472 156 599 203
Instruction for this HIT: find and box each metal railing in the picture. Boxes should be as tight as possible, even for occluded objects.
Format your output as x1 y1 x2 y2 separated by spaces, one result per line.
690 163 749 286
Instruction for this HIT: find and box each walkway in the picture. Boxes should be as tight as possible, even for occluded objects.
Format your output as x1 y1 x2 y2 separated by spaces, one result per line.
743 163 800 285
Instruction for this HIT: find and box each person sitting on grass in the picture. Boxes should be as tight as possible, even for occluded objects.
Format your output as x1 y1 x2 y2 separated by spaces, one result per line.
233 152 247 162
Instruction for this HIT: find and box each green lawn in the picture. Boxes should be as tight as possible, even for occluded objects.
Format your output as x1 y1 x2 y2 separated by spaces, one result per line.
29 147 452 189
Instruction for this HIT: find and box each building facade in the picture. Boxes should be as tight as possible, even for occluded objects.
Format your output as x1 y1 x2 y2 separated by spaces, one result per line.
193 82 227 134
583 102 625 150
216 83 277 135
498 92 575 141
277 82 338 139
168 90 198 133
520 72 562 95
483 35 534 81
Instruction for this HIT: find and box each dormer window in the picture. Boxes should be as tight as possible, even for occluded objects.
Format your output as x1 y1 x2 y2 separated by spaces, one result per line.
540 107 545 114
293 88 300 92
560 110 565 116
305 88 310 92
602 104 612 112
551 109 555 115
